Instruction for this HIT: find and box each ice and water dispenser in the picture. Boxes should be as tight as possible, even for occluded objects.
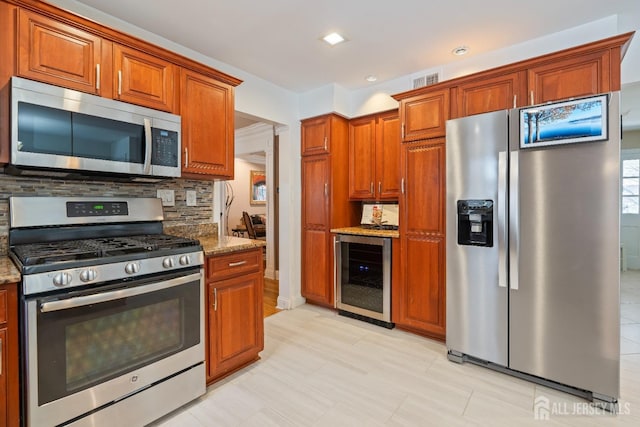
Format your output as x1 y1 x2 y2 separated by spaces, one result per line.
457 200 493 247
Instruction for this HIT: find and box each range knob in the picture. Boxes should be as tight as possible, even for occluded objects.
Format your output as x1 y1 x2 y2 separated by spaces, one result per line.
162 257 175 268
178 255 191 266
53 272 72 287
79 269 97 282
124 262 141 275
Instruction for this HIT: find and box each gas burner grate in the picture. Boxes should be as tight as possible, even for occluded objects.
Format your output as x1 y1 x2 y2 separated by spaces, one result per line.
12 234 200 266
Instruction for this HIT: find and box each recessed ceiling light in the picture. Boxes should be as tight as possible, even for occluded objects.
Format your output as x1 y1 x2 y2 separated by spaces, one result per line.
365 75 378 82
452 45 469 56
322 32 346 46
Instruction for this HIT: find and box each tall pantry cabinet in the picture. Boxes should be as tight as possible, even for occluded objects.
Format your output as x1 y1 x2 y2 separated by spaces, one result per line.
301 114 359 307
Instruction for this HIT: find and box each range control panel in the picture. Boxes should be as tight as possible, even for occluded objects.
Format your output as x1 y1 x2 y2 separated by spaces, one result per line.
66 201 129 217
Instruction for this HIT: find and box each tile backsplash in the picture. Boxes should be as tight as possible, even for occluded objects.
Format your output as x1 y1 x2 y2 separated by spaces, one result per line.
0 173 216 256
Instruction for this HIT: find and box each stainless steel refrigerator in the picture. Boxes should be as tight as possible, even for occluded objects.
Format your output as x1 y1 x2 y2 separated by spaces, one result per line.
446 93 620 407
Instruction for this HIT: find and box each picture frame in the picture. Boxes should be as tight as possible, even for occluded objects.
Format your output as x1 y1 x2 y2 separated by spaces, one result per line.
250 170 266 205
519 94 608 149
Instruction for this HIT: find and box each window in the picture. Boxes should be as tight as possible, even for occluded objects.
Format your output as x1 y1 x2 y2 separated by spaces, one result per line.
623 159 640 214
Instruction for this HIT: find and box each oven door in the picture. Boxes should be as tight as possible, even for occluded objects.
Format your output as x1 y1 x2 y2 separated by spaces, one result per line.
23 269 204 427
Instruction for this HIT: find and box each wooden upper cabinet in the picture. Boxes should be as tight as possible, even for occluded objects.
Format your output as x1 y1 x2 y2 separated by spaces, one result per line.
376 111 401 199
527 50 611 104
349 110 400 200
180 68 234 179
301 116 330 156
348 116 376 199
400 88 449 141
453 71 527 117
113 44 177 112
17 8 104 94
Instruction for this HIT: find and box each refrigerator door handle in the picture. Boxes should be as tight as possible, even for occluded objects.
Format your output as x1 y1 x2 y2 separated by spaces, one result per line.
498 151 507 288
509 150 519 291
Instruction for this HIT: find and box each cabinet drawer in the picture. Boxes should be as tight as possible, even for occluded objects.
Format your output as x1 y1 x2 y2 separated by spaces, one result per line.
207 249 262 281
0 289 6 324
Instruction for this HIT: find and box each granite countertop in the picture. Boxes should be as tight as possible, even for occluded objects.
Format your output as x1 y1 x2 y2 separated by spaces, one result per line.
198 235 267 256
0 257 21 285
330 226 399 239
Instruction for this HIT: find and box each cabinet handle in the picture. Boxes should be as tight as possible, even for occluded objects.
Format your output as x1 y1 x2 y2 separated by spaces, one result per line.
530 90 534 105
324 136 328 151
513 94 516 108
213 288 218 311
378 181 382 195
324 182 328 197
118 70 122 96
401 178 405 194
184 148 189 167
228 260 247 267
370 182 374 194
96 64 100 90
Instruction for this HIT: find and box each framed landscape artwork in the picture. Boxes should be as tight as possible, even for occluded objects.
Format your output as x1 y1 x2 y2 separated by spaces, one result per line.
250 170 266 205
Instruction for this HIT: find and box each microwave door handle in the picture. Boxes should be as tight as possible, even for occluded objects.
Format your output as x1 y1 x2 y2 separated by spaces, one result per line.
143 118 152 175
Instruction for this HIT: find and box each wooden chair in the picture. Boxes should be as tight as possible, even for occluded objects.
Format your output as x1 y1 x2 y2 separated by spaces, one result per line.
243 211 266 240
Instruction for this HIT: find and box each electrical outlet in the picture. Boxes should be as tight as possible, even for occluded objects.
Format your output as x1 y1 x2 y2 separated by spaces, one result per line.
156 189 175 207
186 190 197 206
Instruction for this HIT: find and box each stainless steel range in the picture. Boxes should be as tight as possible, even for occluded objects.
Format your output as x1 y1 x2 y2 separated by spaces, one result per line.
9 197 206 427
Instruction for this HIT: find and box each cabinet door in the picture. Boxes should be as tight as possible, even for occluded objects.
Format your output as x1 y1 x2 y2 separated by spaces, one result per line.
114 44 176 112
18 9 103 94
208 271 263 380
376 111 401 199
0 284 18 427
348 116 376 200
396 237 446 338
302 155 329 228
527 50 611 104
180 69 234 178
400 89 449 141
301 116 330 156
0 327 7 426
301 229 333 306
402 142 445 234
396 141 446 339
455 72 526 117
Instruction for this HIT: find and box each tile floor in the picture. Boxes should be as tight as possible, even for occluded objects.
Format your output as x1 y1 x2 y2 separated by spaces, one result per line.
152 272 640 426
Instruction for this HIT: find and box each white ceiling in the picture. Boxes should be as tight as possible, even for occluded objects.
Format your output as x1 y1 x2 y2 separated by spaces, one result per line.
69 0 638 93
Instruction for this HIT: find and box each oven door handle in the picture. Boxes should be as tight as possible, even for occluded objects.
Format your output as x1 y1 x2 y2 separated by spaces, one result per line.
40 272 202 313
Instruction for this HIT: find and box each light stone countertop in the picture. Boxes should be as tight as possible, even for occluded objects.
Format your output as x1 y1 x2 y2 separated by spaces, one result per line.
198 235 266 257
330 226 399 239
0 257 21 285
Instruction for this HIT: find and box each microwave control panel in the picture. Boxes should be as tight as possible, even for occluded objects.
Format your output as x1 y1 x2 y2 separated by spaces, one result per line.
151 128 179 167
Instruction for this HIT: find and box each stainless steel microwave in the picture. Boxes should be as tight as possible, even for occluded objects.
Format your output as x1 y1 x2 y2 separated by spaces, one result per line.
10 76 181 179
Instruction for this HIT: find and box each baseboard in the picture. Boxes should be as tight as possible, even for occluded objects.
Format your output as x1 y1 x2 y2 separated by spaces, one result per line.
276 295 306 310
265 268 278 280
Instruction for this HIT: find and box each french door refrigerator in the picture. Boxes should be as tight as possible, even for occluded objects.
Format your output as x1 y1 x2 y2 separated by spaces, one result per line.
446 92 620 408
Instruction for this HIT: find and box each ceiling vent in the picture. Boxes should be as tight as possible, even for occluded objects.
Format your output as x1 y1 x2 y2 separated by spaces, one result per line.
413 72 440 89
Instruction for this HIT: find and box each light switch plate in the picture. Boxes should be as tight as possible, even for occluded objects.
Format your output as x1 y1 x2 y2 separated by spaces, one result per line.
186 190 197 206
156 189 175 207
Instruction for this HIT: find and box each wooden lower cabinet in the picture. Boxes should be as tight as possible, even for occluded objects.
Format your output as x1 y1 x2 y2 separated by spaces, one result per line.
205 249 264 384
301 228 332 306
393 139 446 340
393 236 446 339
0 283 19 427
